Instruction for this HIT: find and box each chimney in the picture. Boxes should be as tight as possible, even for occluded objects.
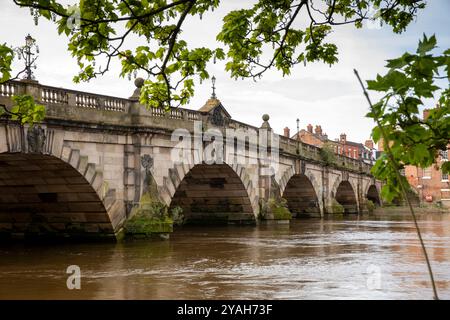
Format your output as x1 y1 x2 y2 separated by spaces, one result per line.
307 124 313 133
340 133 347 144
365 140 374 149
423 109 430 120
283 127 290 138
314 125 322 135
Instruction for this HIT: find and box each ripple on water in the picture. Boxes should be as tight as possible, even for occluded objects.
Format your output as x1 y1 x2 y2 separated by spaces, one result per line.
0 213 450 299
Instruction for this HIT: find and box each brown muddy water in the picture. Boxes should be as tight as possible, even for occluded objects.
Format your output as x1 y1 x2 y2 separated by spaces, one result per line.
1 212 450 300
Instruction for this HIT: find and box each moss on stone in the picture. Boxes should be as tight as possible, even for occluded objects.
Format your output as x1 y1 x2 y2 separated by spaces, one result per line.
124 215 173 235
260 197 292 220
272 204 292 220
366 200 375 214
123 188 175 239
330 199 344 214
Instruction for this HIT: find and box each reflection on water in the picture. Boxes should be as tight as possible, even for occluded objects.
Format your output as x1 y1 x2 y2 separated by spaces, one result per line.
1 213 450 299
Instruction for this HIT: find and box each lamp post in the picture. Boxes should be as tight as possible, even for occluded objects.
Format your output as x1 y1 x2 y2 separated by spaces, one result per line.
15 34 39 80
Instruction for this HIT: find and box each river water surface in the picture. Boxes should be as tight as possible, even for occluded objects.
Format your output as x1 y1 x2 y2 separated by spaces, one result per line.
1 212 450 299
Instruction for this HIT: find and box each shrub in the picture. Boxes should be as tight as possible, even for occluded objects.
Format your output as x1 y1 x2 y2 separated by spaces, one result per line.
366 200 375 213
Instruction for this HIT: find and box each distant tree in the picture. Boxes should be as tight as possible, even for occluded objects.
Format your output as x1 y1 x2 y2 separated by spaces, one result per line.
319 141 337 165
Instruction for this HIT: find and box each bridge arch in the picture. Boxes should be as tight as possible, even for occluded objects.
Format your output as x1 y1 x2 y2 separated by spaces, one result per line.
165 162 258 224
366 184 381 206
0 123 126 239
333 180 358 214
0 151 118 240
282 174 321 217
279 166 323 216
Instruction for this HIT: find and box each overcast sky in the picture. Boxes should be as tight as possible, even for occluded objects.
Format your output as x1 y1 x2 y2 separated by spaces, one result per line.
1 0 449 145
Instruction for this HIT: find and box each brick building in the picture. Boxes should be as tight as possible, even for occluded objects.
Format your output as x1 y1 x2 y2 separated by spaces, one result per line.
289 124 328 148
328 133 374 163
378 108 450 207
404 149 449 206
287 124 376 164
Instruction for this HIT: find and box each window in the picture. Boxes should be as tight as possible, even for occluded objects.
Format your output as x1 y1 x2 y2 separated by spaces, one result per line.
441 150 448 161
400 168 406 176
423 167 432 179
443 172 449 181
354 149 357 159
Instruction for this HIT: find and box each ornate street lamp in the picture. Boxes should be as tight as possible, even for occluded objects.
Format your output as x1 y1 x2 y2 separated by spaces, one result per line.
15 34 39 80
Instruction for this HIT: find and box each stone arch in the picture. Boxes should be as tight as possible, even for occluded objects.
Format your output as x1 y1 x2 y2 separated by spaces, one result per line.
0 124 124 239
279 167 321 197
330 174 358 201
163 161 258 224
278 166 323 217
282 174 321 217
335 181 358 214
279 166 296 196
366 184 381 206
0 152 118 240
329 174 342 199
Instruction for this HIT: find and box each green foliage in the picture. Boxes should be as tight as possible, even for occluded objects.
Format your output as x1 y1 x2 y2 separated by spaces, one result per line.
330 199 344 214
0 42 45 127
10 0 425 109
366 200 376 213
0 43 13 83
260 197 292 220
124 201 173 236
319 142 337 165
367 34 450 202
0 95 46 126
169 206 185 226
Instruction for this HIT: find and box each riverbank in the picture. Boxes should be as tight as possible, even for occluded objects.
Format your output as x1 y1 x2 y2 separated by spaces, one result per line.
373 205 450 215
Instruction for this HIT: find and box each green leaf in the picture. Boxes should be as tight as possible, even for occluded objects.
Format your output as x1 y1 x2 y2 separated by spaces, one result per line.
417 34 437 55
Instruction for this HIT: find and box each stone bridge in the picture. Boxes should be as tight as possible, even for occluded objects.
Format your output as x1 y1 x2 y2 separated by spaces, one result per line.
0 79 381 240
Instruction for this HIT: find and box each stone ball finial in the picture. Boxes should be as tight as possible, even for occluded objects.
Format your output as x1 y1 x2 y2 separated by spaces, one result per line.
134 77 144 88
262 114 270 122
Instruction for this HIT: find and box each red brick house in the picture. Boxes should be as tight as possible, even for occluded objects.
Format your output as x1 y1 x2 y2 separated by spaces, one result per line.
290 124 328 148
287 124 376 163
404 147 450 207
379 108 450 207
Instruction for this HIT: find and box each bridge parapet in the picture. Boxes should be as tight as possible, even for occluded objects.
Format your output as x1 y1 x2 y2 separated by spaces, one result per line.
0 79 372 175
279 134 371 174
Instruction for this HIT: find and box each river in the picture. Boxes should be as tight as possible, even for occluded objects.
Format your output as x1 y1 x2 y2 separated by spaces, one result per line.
1 212 450 299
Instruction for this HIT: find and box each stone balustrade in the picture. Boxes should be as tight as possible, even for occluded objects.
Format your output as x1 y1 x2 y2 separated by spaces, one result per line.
0 79 373 174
